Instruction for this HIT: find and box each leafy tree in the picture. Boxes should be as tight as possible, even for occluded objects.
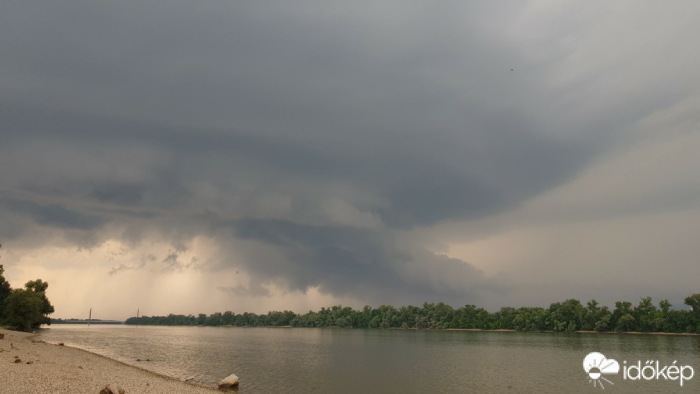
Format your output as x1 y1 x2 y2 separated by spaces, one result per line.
549 299 584 331
665 310 698 333
513 307 549 331
616 313 636 331
583 299 611 331
222 311 235 325
0 255 55 331
454 304 489 329
26 280 54 318
205 312 223 326
611 301 633 330
0 245 11 315
659 299 671 314
25 279 49 293
0 264 11 316
594 314 611 331
4 286 54 331
652 299 672 332
634 297 657 332
684 294 700 318
491 307 517 329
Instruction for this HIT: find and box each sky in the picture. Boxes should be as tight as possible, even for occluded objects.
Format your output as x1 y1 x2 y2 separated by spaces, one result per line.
1 1 699 320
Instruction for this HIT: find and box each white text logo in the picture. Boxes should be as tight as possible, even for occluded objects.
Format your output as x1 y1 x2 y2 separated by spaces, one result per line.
583 351 694 389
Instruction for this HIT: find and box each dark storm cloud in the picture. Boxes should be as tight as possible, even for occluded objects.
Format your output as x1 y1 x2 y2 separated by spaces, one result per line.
1 99 589 228
2 1 686 306
218 218 503 305
2 198 104 231
225 218 392 288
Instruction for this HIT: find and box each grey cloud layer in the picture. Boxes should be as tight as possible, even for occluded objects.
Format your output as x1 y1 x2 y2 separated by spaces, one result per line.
2 2 696 307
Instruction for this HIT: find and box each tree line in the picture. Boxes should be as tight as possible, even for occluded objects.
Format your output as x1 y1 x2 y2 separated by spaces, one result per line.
126 294 700 333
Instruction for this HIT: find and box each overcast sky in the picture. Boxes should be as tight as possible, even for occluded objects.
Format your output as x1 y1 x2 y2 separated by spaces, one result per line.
2 1 699 320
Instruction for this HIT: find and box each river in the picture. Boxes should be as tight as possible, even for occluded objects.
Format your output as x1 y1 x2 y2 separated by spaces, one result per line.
36 325 700 393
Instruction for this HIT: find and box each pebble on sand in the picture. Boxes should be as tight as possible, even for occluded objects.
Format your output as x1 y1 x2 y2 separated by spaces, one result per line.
218 373 239 388
100 384 126 394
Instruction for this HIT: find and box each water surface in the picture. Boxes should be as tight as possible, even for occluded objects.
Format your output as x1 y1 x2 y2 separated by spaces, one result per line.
37 325 700 393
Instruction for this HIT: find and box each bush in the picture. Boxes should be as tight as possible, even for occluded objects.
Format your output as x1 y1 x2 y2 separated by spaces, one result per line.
0 273 55 332
4 289 51 331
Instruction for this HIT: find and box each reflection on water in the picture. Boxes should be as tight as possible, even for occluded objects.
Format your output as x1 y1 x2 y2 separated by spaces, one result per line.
37 326 700 393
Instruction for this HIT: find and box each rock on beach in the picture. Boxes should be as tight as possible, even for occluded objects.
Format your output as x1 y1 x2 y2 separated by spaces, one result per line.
218 373 240 388
100 384 125 394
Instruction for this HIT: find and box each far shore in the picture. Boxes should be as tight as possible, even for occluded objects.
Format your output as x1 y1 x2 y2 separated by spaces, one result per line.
0 327 220 393
442 328 700 336
109 322 700 336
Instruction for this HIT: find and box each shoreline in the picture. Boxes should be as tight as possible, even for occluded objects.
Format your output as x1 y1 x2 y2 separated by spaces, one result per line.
121 323 700 336
442 328 699 336
0 328 220 393
119 323 700 336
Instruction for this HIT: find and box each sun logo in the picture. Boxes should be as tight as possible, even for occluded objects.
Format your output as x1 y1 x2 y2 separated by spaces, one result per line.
583 352 620 389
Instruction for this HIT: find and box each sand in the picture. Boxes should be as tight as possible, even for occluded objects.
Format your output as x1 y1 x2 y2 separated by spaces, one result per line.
0 328 222 394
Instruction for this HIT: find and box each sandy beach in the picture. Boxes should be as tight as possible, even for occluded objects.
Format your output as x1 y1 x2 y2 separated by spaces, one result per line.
0 328 220 394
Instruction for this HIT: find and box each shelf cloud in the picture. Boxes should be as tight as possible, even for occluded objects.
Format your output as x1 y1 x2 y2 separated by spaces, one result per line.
2 1 699 318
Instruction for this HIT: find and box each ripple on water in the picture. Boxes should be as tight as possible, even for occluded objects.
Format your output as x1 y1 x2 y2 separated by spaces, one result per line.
37 326 700 393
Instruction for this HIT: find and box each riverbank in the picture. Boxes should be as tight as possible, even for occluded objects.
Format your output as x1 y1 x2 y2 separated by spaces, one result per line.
0 328 220 394
443 328 699 336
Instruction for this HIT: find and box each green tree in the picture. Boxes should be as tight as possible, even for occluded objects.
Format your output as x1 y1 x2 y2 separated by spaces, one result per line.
582 299 599 330
454 304 489 329
27 280 54 319
0 245 11 316
25 279 49 293
583 299 610 331
611 301 633 330
651 299 672 332
684 294 700 318
634 297 657 332
513 307 549 331
548 299 584 331
0 263 55 331
616 314 636 331
4 287 54 331
491 307 518 329
0 264 12 316
594 314 611 331
204 312 223 326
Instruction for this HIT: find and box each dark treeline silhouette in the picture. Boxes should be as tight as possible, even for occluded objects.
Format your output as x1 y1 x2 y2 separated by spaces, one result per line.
125 294 700 333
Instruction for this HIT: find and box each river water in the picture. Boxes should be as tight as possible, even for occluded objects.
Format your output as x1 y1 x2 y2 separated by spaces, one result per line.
36 325 700 393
